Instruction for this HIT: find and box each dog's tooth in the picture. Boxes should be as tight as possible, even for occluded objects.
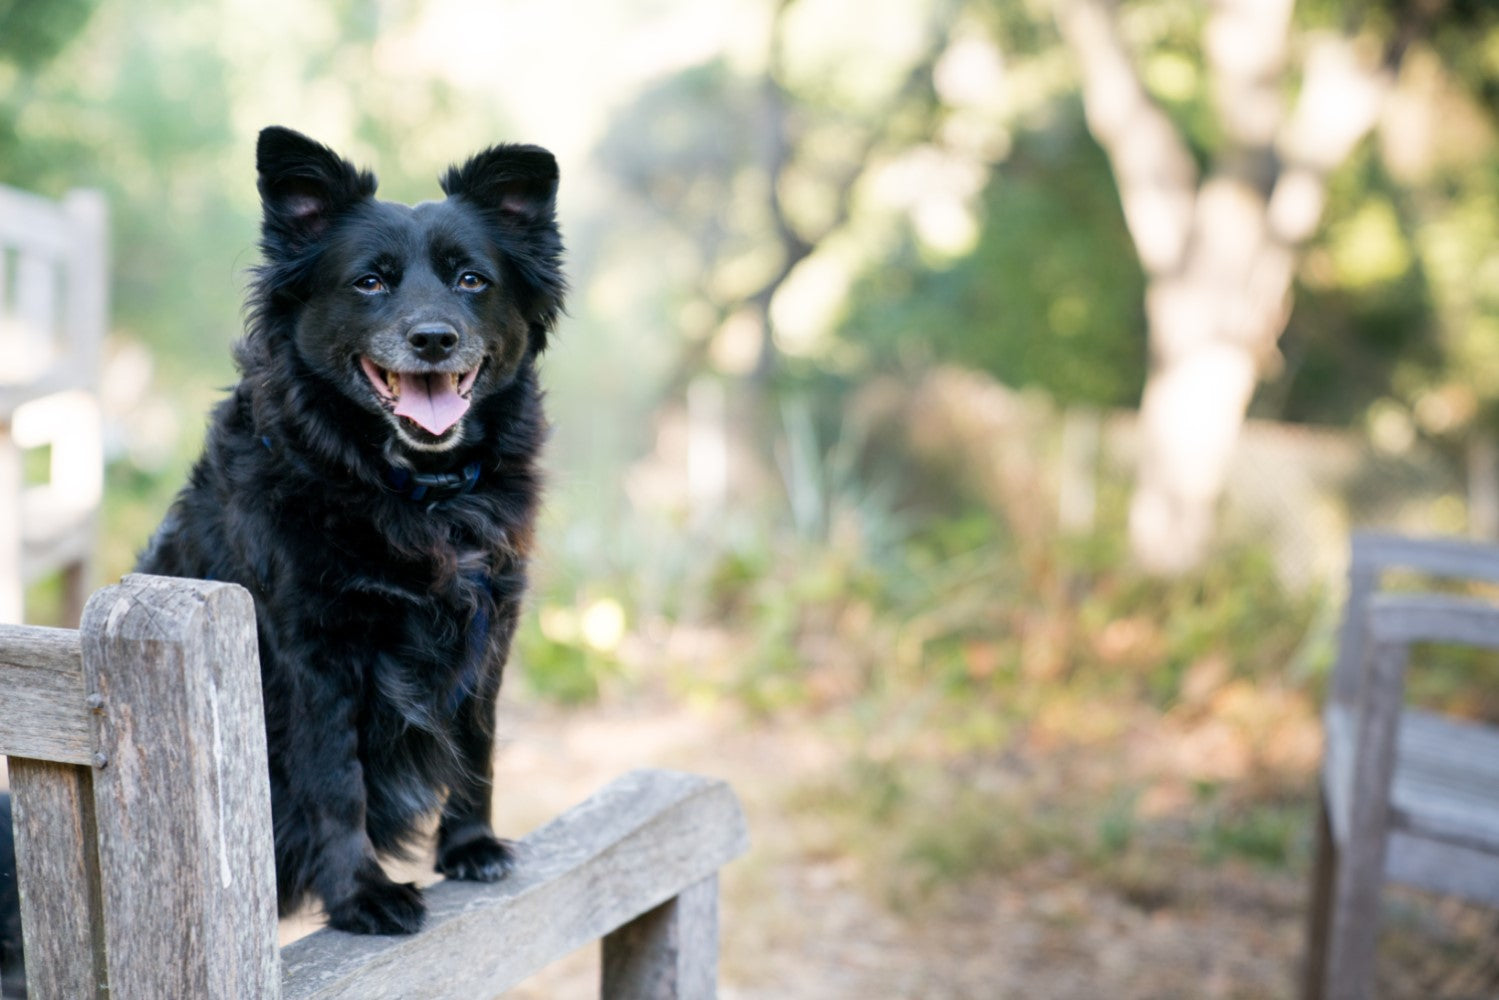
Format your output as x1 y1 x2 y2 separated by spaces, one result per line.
386 370 400 396
451 372 461 390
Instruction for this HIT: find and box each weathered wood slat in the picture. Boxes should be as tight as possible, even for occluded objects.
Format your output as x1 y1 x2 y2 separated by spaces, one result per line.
1351 529 1499 584
14 253 57 354
1301 801 1337 1000
0 187 71 257
1385 827 1499 907
1324 636 1408 1000
0 372 91 421
1321 706 1353 847
0 435 18 624
1394 709 1499 851
1329 560 1378 708
602 874 719 999
280 769 749 1000
81 574 281 999
0 623 90 765
8 758 108 1000
1367 592 1499 649
1326 705 1499 857
61 189 108 371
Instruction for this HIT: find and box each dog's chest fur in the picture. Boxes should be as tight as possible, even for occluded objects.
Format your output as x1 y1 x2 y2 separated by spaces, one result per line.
141 369 540 852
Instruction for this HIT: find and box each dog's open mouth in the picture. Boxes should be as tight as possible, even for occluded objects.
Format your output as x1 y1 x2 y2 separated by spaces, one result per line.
359 357 482 437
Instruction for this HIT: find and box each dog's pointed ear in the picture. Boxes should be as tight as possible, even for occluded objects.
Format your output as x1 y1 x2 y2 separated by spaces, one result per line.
256 126 377 255
441 144 565 351
439 144 558 227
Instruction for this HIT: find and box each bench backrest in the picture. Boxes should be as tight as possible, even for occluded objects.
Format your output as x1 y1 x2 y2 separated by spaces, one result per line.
1 574 748 999
1 574 276 997
0 183 108 625
1332 530 1499 708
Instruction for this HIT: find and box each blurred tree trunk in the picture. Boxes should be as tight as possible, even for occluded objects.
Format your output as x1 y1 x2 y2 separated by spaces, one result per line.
723 0 950 487
1054 0 1408 573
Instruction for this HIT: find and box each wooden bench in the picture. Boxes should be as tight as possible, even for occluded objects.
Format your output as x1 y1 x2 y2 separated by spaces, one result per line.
0 574 748 998
1304 532 1499 1000
0 183 108 627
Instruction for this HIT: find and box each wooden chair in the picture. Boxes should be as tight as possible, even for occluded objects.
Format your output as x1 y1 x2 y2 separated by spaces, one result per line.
1304 532 1499 1000
1 574 748 999
0 183 108 627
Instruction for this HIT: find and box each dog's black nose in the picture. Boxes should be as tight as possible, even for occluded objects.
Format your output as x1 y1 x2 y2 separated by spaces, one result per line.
407 323 459 361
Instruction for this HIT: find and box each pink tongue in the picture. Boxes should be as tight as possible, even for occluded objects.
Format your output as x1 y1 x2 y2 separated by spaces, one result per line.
393 372 469 435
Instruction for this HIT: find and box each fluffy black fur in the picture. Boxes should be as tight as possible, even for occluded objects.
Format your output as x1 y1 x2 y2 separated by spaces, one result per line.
132 126 564 935
0 794 22 998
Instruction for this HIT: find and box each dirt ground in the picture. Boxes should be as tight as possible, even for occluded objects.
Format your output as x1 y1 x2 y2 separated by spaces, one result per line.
457 696 1499 1000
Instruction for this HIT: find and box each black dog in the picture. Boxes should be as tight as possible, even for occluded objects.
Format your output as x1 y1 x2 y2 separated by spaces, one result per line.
132 126 563 934
0 793 23 998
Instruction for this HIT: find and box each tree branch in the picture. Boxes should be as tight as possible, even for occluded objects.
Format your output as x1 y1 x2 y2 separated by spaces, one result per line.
748 0 954 380
1267 35 1393 245
1053 0 1198 277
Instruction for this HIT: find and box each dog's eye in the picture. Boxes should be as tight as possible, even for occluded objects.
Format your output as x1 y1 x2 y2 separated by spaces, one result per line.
456 272 489 292
354 275 387 294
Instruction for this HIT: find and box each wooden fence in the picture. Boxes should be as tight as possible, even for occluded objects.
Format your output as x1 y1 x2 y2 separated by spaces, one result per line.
0 574 748 998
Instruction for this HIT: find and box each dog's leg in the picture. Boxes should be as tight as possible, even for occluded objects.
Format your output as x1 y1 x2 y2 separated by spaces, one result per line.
435 616 516 883
272 672 427 935
0 793 26 999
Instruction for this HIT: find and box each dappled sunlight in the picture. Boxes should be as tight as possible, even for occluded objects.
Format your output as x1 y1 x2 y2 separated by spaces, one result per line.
6 0 1499 994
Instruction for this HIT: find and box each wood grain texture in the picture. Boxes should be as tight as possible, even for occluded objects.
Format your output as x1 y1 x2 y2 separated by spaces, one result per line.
81 574 281 1000
280 768 749 1000
0 624 89 765
8 759 107 1000
602 875 719 1000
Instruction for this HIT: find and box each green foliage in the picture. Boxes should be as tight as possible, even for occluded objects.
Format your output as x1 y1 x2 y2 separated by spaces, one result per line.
0 0 99 185
514 623 609 704
1074 538 1321 706
0 0 97 70
596 60 758 221
1259 151 1435 425
841 111 1147 408
797 756 1075 907
1191 787 1309 869
604 399 1346 902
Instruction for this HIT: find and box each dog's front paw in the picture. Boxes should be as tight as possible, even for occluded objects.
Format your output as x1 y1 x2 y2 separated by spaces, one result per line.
436 833 517 882
326 876 426 936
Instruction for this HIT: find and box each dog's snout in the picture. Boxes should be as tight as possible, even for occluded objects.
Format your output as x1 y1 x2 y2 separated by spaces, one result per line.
407 323 459 361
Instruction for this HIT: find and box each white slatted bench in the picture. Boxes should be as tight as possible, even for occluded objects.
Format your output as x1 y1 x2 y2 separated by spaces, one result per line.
1304 533 1499 1000
0 574 748 998
0 183 107 627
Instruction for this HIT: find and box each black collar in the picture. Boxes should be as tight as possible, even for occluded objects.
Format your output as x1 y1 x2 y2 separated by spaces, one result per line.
383 461 482 502
258 434 481 503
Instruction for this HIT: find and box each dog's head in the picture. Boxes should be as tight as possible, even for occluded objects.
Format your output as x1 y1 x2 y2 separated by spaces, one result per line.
252 126 564 454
